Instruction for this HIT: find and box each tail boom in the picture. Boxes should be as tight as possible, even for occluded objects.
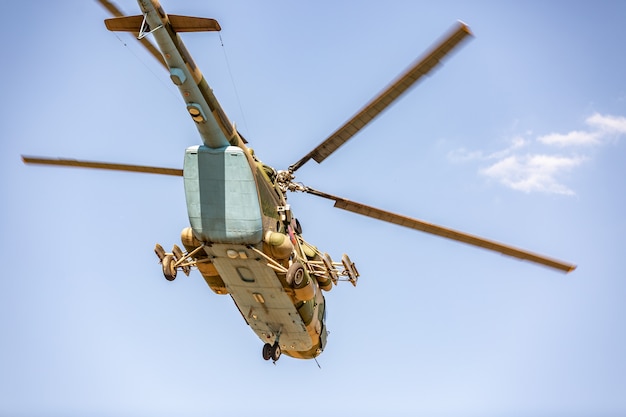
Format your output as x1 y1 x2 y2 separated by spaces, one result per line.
106 0 235 149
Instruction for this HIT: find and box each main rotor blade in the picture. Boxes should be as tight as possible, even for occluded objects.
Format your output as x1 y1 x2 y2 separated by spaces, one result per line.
289 21 472 173
304 187 576 273
22 156 182 177
96 0 168 69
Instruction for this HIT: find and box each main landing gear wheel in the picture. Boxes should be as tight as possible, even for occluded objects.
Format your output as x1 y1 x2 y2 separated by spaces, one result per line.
262 342 281 361
271 342 281 361
162 254 177 281
262 343 272 361
287 261 305 288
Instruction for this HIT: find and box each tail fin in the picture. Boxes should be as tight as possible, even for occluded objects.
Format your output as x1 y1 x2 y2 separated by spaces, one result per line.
105 15 221 33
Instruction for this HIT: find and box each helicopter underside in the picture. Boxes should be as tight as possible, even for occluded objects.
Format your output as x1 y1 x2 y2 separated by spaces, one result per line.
205 243 315 355
180 142 327 359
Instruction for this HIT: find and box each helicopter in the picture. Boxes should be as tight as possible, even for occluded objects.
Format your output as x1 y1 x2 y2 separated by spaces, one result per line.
22 0 576 362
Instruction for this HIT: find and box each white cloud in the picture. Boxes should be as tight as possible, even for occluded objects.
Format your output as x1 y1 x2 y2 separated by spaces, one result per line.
486 136 528 159
538 130 600 147
450 112 625 195
447 136 528 162
480 154 586 195
447 148 484 162
538 113 626 147
586 113 626 135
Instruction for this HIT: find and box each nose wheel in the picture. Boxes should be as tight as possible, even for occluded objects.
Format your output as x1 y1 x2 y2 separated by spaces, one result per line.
262 342 281 362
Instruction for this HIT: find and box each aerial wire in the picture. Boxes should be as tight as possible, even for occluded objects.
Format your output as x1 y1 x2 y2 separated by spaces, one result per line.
218 32 251 137
111 32 179 101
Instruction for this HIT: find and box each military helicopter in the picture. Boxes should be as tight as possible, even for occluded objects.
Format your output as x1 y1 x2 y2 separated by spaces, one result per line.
22 0 576 362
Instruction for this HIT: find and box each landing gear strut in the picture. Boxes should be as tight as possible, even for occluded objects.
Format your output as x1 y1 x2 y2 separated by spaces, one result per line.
262 342 281 362
155 242 202 282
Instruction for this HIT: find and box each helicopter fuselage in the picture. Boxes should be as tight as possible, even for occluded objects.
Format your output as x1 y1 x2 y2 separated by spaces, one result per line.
181 142 331 359
128 0 336 360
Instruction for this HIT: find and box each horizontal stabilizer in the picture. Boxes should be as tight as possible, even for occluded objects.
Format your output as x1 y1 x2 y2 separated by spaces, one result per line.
104 15 143 32
105 15 221 33
169 15 221 32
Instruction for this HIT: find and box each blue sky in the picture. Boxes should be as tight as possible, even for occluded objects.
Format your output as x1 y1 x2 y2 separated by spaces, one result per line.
2 1 625 416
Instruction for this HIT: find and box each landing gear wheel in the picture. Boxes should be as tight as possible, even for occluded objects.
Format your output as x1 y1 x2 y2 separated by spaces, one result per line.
270 342 281 361
162 254 177 281
287 262 305 288
262 343 272 361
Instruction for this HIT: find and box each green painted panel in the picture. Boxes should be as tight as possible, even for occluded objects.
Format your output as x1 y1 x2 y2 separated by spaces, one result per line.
184 146 263 243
